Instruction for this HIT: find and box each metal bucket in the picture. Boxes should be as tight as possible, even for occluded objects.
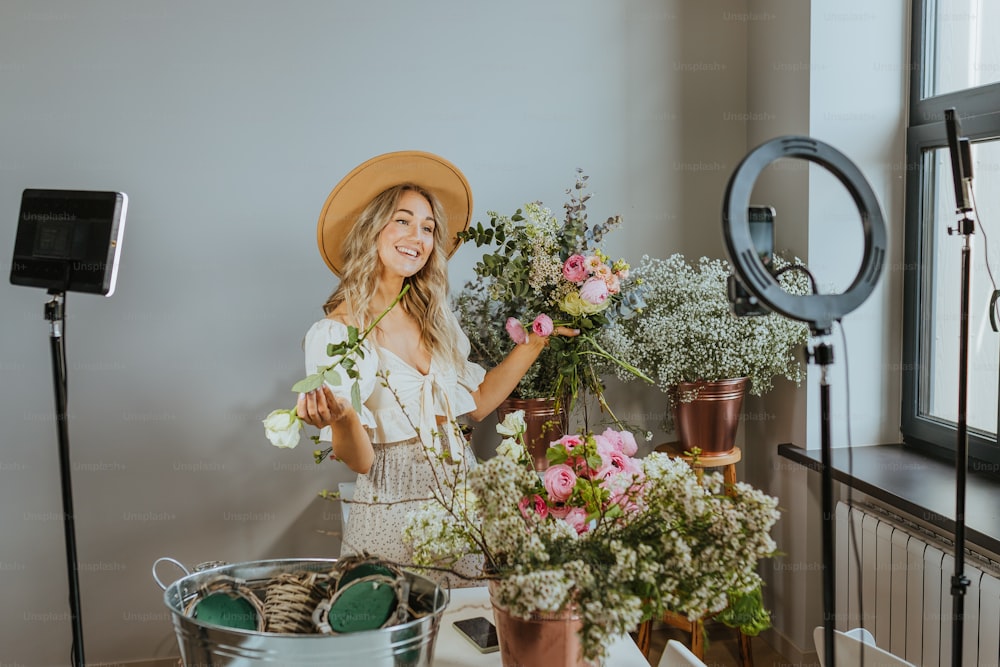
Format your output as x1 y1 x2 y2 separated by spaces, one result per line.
155 558 448 666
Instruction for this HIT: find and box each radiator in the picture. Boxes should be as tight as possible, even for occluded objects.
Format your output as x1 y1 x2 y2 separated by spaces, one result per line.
835 502 1000 666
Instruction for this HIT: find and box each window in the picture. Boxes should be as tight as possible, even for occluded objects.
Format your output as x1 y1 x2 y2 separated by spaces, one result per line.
903 0 1000 464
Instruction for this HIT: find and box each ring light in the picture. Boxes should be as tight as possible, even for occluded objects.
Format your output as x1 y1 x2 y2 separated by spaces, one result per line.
722 136 888 334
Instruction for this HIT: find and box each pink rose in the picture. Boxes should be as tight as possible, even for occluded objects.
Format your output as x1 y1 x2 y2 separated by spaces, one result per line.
563 507 590 534
601 427 638 457
505 317 528 345
604 274 621 294
544 464 577 503
531 313 554 337
593 434 616 470
605 450 642 476
553 434 584 453
548 503 571 519
518 494 549 521
578 278 609 305
562 254 588 283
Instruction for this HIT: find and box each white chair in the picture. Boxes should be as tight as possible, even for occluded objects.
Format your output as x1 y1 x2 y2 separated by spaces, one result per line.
657 639 708 667
813 626 916 667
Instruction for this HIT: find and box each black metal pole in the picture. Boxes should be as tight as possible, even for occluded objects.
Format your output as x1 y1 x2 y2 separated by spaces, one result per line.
46 294 86 667
811 342 836 667
950 225 973 666
820 383 835 667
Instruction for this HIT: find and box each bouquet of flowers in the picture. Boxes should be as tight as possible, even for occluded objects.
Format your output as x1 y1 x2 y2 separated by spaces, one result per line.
456 171 650 415
404 411 781 662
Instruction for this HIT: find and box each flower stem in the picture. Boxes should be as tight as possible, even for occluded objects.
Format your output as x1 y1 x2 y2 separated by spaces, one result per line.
579 334 654 384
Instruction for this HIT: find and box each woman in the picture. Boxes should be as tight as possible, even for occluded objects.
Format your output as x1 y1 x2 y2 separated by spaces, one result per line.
296 151 574 574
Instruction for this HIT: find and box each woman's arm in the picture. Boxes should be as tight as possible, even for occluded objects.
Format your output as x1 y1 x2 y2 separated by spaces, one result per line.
297 386 375 474
467 327 578 421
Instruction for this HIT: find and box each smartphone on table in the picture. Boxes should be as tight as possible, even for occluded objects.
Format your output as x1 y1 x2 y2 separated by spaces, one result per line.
453 616 499 653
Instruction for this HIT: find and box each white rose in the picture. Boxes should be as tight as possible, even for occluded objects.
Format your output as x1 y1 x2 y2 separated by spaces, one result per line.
497 436 526 461
263 409 302 449
496 410 527 438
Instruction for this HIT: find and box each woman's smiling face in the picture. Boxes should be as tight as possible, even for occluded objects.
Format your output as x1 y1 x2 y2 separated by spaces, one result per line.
376 189 436 280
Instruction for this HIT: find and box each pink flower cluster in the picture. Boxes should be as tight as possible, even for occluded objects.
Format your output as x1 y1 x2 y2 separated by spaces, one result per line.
519 428 644 535
505 313 553 344
562 253 627 306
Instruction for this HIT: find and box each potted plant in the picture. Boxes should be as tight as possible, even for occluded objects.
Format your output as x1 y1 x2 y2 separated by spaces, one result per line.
600 253 811 455
404 412 781 665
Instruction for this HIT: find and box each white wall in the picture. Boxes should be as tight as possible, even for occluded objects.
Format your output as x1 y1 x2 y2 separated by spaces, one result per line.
743 0 909 661
1 1 910 664
0 1 751 664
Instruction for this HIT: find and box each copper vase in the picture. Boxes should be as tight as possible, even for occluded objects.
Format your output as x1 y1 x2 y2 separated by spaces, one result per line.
489 583 597 667
496 397 568 471
673 377 748 457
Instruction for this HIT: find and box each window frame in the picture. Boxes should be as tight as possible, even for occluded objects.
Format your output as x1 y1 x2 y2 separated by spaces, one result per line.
902 0 1000 465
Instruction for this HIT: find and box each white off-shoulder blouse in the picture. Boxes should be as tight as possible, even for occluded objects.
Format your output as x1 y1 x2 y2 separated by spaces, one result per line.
303 318 486 459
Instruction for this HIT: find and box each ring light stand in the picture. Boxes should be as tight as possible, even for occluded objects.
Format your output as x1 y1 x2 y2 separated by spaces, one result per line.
943 107 974 667
722 136 888 667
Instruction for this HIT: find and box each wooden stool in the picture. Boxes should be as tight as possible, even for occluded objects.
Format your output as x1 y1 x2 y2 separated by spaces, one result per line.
655 441 742 489
635 443 753 667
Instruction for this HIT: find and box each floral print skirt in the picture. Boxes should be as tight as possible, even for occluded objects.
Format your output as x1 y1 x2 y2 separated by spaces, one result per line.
340 435 484 588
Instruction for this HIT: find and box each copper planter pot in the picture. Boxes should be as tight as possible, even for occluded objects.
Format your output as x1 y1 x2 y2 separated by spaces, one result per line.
496 397 568 471
673 377 749 457
489 583 597 667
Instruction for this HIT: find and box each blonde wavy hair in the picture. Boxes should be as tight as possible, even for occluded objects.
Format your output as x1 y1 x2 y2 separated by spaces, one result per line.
322 184 465 370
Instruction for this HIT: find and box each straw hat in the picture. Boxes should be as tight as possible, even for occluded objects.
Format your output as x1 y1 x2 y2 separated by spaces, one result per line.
317 150 474 277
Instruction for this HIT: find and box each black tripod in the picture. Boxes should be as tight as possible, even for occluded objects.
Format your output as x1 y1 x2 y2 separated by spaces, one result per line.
45 292 86 667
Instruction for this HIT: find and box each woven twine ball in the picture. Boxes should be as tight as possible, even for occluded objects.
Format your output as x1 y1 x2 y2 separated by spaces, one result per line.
263 571 329 633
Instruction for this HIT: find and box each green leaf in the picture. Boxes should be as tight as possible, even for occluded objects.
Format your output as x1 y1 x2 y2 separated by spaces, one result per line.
291 373 324 393
347 326 359 346
350 380 362 413
322 367 342 386
546 447 568 465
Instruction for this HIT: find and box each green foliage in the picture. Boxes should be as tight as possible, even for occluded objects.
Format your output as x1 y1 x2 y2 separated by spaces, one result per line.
715 585 772 636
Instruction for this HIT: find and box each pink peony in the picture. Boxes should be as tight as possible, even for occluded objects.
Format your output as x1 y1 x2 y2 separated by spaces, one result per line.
531 313 554 337
601 427 638 457
505 317 529 345
562 254 588 283
578 278 609 305
518 494 549 521
543 464 577 503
